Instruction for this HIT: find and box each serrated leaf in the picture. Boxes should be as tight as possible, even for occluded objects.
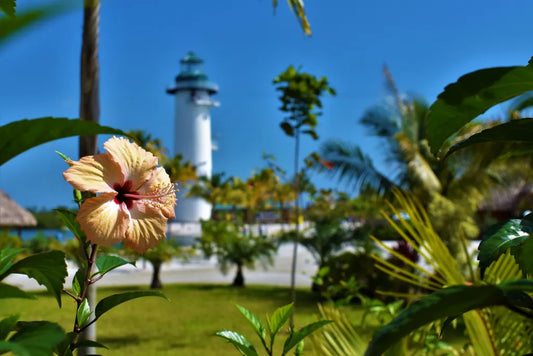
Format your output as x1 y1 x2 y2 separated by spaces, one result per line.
76 299 91 328
0 248 25 278
215 330 258 356
95 255 134 277
364 285 508 356
4 250 67 307
0 314 20 340
283 320 332 354
0 283 35 300
0 0 16 17
95 290 168 320
55 209 86 244
236 305 266 341
72 267 86 297
445 118 533 157
267 303 293 338
427 64 533 154
0 321 65 356
0 117 125 166
478 219 530 278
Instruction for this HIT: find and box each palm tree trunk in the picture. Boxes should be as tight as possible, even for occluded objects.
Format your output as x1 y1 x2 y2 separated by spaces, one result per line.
78 1 100 354
150 261 163 289
232 263 245 287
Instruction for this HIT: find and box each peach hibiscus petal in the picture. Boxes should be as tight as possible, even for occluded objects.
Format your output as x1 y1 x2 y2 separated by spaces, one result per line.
63 153 124 193
123 205 167 253
77 193 129 247
104 136 158 189
139 167 177 219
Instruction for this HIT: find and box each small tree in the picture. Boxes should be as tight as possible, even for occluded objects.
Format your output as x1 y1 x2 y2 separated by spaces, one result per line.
142 239 193 289
198 220 277 287
273 65 335 318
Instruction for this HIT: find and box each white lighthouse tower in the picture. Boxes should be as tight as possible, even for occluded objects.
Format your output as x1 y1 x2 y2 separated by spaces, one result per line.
167 51 219 222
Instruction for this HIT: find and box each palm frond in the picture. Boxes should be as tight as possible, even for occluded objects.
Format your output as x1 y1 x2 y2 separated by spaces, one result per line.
308 304 366 356
371 190 497 355
359 105 400 138
483 251 533 355
318 140 395 193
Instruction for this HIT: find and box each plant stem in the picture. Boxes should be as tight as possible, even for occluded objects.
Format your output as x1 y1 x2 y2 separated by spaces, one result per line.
62 289 80 302
70 244 98 349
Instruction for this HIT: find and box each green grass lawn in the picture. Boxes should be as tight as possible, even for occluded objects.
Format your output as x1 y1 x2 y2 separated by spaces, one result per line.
0 284 366 355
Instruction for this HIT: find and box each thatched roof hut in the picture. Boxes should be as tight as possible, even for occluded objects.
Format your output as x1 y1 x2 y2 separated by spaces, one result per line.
0 189 37 228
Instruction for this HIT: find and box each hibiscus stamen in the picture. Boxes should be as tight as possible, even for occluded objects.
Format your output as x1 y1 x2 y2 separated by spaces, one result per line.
143 182 178 209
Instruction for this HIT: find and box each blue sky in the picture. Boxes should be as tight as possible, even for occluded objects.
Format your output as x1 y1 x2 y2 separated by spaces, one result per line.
1 0 533 209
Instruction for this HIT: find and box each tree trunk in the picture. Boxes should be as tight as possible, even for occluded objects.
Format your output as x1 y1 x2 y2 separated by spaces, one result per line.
232 263 245 287
289 127 300 327
78 1 100 355
150 261 163 289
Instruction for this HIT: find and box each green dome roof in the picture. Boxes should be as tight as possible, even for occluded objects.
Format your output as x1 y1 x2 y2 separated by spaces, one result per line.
167 51 218 94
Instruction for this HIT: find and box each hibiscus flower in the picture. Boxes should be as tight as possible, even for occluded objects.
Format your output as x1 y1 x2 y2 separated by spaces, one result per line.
63 136 177 253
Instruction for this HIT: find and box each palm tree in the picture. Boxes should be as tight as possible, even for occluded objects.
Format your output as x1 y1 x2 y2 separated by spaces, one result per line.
77 1 100 353
198 220 277 287
127 129 167 159
318 66 533 267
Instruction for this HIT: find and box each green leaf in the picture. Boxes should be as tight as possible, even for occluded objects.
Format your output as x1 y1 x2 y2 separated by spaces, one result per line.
446 118 533 157
427 64 533 154
72 339 108 350
503 290 533 310
215 330 258 356
301 129 319 140
0 314 20 340
477 219 531 278
3 250 67 307
267 303 293 337
0 248 25 277
283 320 332 354
280 122 295 137
0 283 36 300
0 117 125 166
0 321 65 356
294 340 304 356
236 305 266 341
54 332 77 356
0 0 16 17
364 285 508 356
95 255 135 277
0 2 74 46
518 235 533 275
95 290 168 320
76 299 91 328
55 209 86 244
498 279 533 293
72 267 86 298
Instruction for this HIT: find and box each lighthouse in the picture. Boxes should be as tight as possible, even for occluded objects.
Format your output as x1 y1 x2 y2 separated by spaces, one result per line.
167 51 219 222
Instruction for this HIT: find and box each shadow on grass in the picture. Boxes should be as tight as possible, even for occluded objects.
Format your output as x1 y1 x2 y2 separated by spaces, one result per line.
98 334 141 348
